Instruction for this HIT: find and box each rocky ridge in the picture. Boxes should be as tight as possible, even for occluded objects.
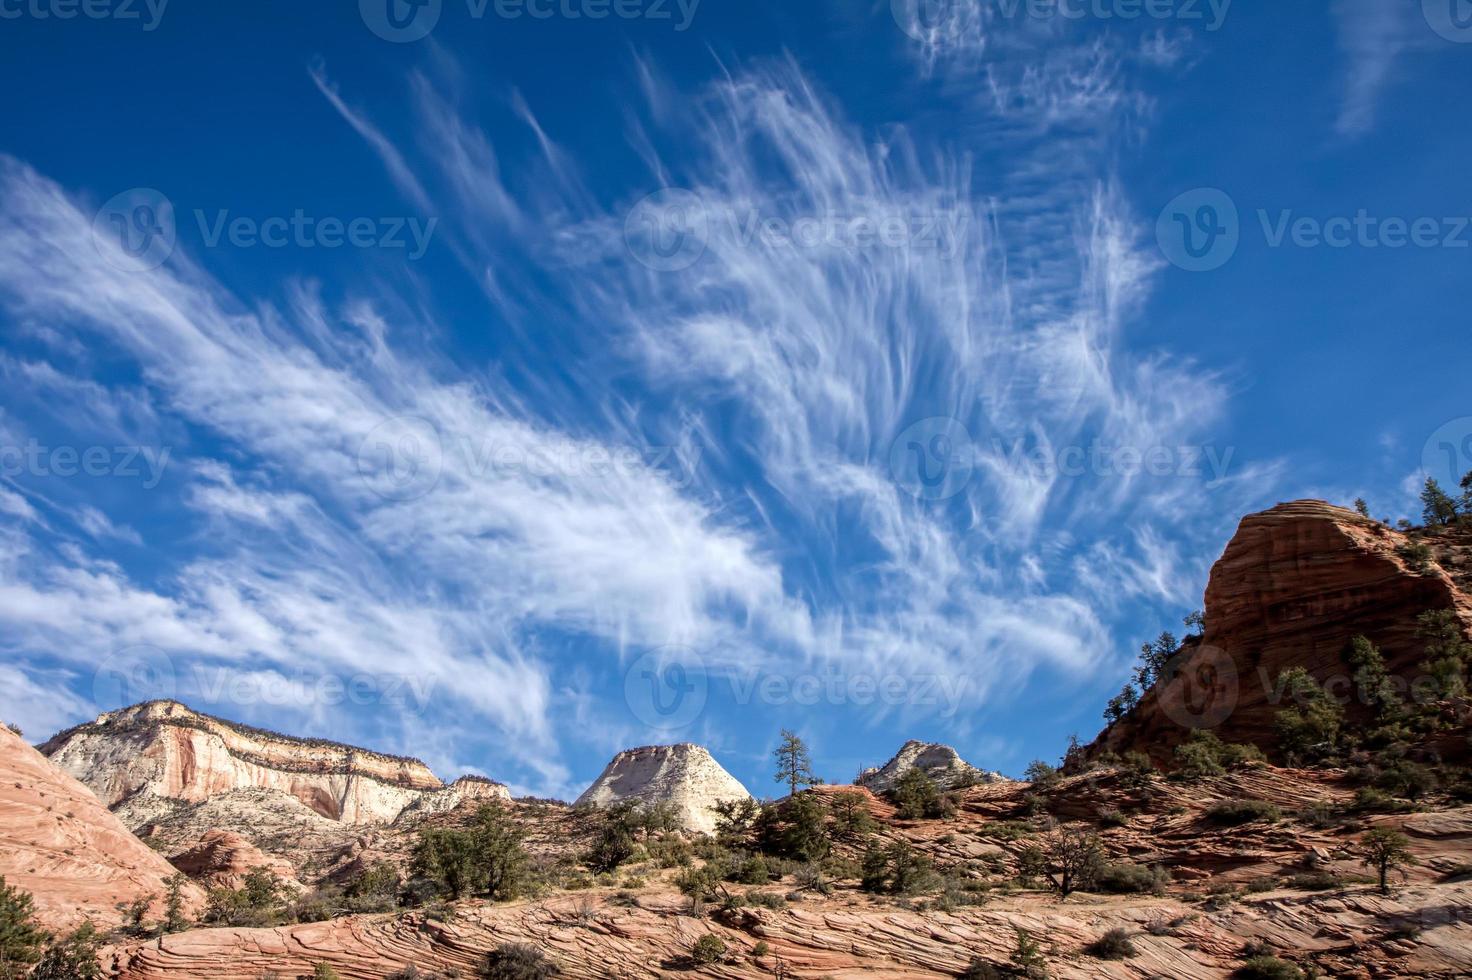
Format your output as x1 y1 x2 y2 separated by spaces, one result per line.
1091 500 1472 764
575 744 752 835
857 739 1006 792
41 701 509 826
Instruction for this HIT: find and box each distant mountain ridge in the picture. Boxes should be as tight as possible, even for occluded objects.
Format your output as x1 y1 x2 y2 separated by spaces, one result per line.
858 740 1007 793
42 700 508 826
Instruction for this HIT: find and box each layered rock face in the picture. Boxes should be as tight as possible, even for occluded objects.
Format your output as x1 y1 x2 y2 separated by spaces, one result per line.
0 723 205 931
41 701 508 826
1092 501 1472 763
575 744 752 835
858 740 1006 792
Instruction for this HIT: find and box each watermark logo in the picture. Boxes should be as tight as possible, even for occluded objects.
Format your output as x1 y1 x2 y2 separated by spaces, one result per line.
191 667 436 712
624 189 709 272
0 0 169 30
1422 417 1472 489
92 188 176 273
889 417 975 501
193 210 438 259
0 441 172 488
1157 643 1238 730
356 416 444 503
1161 188 1472 271
93 645 177 708
625 647 708 731
1157 188 1239 272
359 0 441 42
890 0 978 42
1423 0 1472 42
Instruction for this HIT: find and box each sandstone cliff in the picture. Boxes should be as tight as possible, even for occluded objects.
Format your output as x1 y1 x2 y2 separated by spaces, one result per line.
41 701 509 826
575 744 752 835
858 740 1006 793
1091 500 1472 764
0 723 205 931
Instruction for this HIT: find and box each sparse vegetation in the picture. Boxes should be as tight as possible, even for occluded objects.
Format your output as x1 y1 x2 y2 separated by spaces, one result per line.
1206 799 1282 826
410 804 528 902
481 943 560 980
893 768 950 820
689 934 726 965
1273 668 1345 762
29 922 102 980
0 876 47 979
1085 927 1137 960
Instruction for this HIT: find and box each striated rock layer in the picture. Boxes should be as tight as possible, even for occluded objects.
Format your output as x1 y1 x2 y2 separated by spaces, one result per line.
575 744 752 835
858 740 1006 793
1092 501 1472 764
41 701 509 826
0 723 205 931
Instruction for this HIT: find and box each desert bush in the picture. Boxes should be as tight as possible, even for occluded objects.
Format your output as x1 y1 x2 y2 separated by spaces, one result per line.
1095 807 1127 828
1235 956 1304 980
1282 872 1339 891
1173 731 1227 780
1085 927 1136 960
689 935 726 965
1094 860 1168 895
826 790 876 840
29 923 103 980
1207 799 1282 827
311 966 341 980
756 793 831 862
731 853 771 885
480 944 559 980
411 805 528 902
893 769 949 820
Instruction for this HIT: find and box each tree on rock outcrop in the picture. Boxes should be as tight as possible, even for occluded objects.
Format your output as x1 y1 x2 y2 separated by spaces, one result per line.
1420 478 1460 526
1360 828 1415 894
893 768 948 820
1022 822 1104 901
773 730 819 797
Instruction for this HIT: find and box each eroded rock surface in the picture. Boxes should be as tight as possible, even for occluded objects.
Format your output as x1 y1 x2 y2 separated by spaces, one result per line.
41 701 509 826
0 724 205 931
576 744 752 834
858 740 1006 793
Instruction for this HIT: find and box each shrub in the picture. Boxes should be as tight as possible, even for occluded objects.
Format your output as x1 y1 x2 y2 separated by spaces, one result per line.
689 935 727 965
412 804 528 901
732 854 771 885
957 957 1007 979
311 966 341 980
1009 928 1048 978
1095 807 1127 828
1173 731 1226 780
1094 861 1168 895
1235 956 1304 980
29 923 102 980
481 944 560 980
893 768 947 820
1085 927 1137 960
1206 799 1282 827
1396 541 1434 572
757 793 831 862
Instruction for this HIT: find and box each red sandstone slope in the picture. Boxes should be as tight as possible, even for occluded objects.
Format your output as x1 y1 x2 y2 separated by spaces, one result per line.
1091 500 1472 764
0 724 204 931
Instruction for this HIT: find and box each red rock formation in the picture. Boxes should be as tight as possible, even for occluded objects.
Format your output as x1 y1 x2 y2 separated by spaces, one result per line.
1092 501 1472 764
167 830 300 892
0 724 204 931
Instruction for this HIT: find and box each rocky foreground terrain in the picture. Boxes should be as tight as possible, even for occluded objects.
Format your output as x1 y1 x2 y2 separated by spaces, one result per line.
2 499 1470 978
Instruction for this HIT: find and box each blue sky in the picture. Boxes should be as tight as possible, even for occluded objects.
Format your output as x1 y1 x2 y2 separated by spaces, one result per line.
0 0 1468 799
